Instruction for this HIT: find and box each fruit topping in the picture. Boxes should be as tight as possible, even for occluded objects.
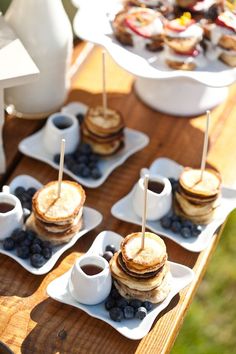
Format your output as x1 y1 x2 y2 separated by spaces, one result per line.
109 307 123 322
14 186 37 211
160 212 203 238
166 12 195 32
125 9 163 38
216 11 236 32
135 306 148 320
173 48 200 57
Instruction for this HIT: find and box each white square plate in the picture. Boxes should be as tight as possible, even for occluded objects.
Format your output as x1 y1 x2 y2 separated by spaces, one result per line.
47 230 194 340
0 175 102 275
111 158 236 252
18 102 149 188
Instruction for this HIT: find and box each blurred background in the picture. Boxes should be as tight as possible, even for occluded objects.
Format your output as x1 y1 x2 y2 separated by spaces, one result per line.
1 1 236 353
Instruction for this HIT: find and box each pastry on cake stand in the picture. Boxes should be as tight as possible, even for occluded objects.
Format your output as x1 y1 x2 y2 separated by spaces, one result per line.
72 0 236 116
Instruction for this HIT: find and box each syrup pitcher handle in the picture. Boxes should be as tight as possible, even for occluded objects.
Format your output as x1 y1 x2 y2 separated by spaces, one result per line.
2 185 10 194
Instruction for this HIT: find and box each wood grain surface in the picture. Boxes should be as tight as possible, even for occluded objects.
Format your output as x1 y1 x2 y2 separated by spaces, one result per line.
0 43 236 354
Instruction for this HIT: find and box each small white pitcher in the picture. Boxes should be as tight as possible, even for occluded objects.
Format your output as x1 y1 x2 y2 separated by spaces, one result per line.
68 255 112 305
0 189 23 240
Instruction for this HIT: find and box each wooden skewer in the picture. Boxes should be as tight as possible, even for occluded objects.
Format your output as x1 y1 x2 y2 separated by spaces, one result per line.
141 174 149 250
102 50 107 119
57 139 65 198
200 110 210 180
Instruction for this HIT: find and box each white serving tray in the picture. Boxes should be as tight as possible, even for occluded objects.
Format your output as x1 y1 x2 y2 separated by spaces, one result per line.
111 158 236 252
47 230 194 339
0 175 102 275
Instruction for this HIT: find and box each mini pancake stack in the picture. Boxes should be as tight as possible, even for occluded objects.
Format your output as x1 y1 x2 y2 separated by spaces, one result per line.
174 168 221 224
110 232 171 303
81 106 125 156
26 181 86 245
202 10 236 67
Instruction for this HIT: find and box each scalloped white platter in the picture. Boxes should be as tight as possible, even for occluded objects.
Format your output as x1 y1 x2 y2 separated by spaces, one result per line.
47 230 194 340
73 0 236 87
19 102 149 189
111 157 236 252
0 175 102 275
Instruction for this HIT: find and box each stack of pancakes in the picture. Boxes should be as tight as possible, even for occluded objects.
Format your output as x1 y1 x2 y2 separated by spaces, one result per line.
26 181 86 245
81 106 125 155
174 168 221 224
110 232 171 303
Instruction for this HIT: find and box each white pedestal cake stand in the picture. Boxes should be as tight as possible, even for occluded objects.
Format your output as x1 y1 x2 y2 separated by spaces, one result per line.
72 0 236 116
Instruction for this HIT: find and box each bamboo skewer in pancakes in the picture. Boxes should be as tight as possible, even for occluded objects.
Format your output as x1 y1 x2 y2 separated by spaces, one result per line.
81 51 125 156
26 140 86 245
174 111 222 225
110 175 171 303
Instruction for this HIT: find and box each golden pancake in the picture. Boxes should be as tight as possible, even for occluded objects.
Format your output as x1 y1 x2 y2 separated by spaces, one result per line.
32 180 86 224
26 213 83 245
121 232 167 273
85 106 124 136
114 271 171 303
179 168 221 197
82 135 124 156
82 122 124 143
174 198 215 224
110 252 169 291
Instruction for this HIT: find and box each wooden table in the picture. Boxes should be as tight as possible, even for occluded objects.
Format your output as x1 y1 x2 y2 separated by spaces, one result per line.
0 42 236 354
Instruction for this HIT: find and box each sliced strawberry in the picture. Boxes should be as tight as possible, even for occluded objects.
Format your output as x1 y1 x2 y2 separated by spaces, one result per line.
216 12 236 32
125 10 160 38
165 18 195 32
174 48 200 57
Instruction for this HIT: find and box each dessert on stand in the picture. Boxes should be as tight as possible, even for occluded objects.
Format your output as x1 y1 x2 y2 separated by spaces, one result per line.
72 0 236 115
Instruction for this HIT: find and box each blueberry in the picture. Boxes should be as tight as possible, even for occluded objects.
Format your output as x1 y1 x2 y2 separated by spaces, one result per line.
105 297 116 310
21 238 32 247
26 230 37 242
22 202 32 211
53 154 60 164
171 221 182 233
27 187 37 197
42 247 52 260
64 154 75 168
182 220 194 230
160 216 172 229
81 166 90 178
105 244 116 254
16 245 30 259
89 154 99 163
30 254 46 268
181 227 192 239
116 297 128 309
23 208 31 222
70 163 84 176
130 299 142 309
11 229 26 243
142 301 153 312
123 305 135 319
171 214 181 222
31 243 42 254
19 192 30 203
79 143 92 155
109 307 123 322
32 238 42 246
77 155 88 164
91 168 102 180
3 237 15 251
110 287 121 300
135 306 147 320
192 224 202 237
76 113 84 124
14 186 25 197
103 251 113 262
169 178 177 185
41 240 52 250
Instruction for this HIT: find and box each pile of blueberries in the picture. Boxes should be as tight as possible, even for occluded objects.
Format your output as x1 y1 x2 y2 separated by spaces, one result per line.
14 186 37 211
53 143 102 180
101 244 152 322
160 177 203 239
3 228 53 268
105 287 152 322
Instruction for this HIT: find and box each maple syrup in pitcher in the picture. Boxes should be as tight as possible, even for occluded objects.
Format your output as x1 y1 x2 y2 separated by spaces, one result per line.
81 264 103 276
0 203 15 213
148 180 164 194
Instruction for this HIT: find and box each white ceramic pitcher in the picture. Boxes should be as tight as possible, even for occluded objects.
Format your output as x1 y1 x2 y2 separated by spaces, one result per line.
4 0 73 118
